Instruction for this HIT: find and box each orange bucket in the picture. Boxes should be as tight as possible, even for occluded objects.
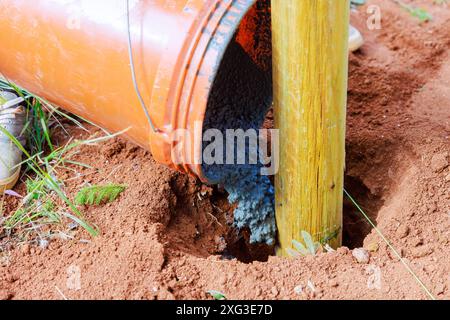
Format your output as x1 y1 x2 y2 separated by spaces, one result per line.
0 0 272 182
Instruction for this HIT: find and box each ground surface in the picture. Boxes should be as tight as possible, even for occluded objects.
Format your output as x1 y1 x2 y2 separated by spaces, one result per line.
1 0 449 300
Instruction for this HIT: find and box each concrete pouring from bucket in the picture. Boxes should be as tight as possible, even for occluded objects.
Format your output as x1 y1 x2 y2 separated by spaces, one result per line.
202 40 275 245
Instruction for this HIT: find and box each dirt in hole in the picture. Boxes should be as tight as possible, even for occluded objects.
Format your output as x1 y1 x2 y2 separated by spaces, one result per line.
165 174 273 263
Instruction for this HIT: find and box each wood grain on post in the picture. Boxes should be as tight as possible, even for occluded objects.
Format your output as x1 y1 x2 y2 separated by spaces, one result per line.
272 0 349 254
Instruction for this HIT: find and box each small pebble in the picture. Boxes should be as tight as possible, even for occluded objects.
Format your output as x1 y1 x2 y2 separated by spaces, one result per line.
39 239 49 249
294 285 303 295
271 286 279 297
214 236 227 252
352 248 370 264
307 280 316 292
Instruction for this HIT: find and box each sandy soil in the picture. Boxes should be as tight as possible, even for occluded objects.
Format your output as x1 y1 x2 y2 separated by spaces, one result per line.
1 0 449 300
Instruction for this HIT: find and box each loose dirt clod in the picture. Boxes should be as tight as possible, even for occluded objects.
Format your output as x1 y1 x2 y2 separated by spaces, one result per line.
430 153 448 172
0 289 14 300
396 225 410 239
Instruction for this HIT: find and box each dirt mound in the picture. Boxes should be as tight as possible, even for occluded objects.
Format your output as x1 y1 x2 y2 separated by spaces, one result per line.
1 0 449 300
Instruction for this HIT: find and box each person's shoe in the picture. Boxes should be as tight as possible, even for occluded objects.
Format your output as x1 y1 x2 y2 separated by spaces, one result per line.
349 25 364 52
0 91 26 192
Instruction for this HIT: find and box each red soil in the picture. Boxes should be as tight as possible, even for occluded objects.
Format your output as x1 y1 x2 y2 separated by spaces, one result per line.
1 0 449 300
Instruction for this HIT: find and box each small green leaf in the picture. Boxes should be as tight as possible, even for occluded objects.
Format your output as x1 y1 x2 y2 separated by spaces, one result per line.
395 1 433 22
410 7 433 22
292 239 309 255
301 230 317 255
74 184 127 206
320 227 341 245
286 248 301 257
207 290 227 300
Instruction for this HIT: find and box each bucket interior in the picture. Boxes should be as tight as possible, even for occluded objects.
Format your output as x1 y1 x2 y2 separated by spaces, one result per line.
202 0 273 183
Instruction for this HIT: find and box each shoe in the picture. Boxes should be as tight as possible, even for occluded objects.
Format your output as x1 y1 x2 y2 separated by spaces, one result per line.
349 25 364 52
0 91 26 192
